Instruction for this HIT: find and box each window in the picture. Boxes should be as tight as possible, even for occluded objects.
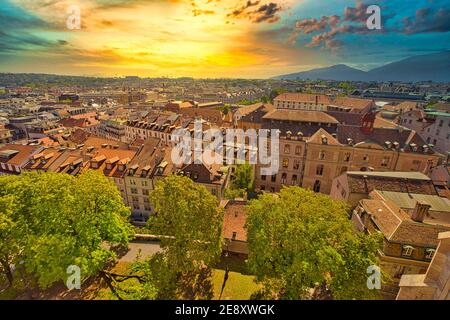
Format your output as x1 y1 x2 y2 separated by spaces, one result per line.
284 144 290 154
132 196 139 202
271 175 276 182
142 180 148 187
281 173 287 184
291 175 297 185
316 164 324 176
144 204 152 211
394 266 406 279
381 157 390 167
363 154 369 161
293 160 300 170
295 146 302 155
232 232 237 240
261 174 266 181
344 153 351 162
142 189 149 195
313 180 321 192
439 120 443 127
130 179 136 185
412 160 421 171
131 188 138 194
133 203 140 210
319 151 325 160
402 245 415 257
425 248 435 260
282 158 289 168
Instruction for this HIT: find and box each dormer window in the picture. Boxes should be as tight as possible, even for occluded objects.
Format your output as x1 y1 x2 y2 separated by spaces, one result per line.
402 245 415 257
425 248 436 260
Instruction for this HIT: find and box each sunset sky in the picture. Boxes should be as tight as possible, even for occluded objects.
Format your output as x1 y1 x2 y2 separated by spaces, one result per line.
1 0 449 78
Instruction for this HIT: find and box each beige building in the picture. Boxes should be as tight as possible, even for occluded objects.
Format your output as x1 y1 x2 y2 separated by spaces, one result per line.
330 171 438 208
273 93 373 114
221 199 249 256
352 190 450 298
273 93 331 111
123 138 164 221
397 231 450 300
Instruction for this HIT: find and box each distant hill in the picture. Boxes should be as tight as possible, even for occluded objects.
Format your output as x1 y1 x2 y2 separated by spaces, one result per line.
273 51 450 82
273 64 369 82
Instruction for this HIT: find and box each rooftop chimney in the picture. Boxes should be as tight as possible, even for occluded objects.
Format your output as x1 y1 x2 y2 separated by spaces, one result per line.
412 201 431 223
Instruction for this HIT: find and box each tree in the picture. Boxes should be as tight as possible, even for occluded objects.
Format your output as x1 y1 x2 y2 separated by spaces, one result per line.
0 171 132 291
219 104 231 115
245 187 381 300
134 174 223 299
269 88 285 102
232 163 254 192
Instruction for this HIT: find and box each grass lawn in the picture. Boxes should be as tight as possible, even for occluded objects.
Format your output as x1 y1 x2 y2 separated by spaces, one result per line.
0 256 260 300
211 255 260 300
211 269 259 300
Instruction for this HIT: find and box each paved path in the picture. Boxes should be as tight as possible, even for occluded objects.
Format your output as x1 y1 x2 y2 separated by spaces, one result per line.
119 240 162 262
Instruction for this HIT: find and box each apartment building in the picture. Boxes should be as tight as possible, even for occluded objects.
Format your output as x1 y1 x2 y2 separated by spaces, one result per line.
397 231 450 300
97 119 127 142
152 147 230 201
124 112 181 144
253 110 439 194
330 171 438 208
0 144 42 175
400 110 450 154
273 93 373 114
221 199 249 256
123 138 164 221
0 125 12 143
273 93 331 111
352 190 450 298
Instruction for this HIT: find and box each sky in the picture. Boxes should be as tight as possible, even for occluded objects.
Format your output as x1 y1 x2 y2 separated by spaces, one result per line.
0 0 449 78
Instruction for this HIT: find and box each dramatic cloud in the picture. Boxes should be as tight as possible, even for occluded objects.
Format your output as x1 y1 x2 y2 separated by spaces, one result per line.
343 1 368 22
228 1 282 24
402 8 450 34
290 1 394 51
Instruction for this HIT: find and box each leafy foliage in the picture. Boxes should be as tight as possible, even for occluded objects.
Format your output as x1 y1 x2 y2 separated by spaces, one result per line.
245 187 382 300
0 171 132 290
232 163 254 192
131 175 223 299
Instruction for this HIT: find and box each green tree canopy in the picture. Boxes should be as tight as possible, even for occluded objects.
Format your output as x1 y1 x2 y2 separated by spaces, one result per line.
232 163 254 192
134 174 223 299
245 187 381 300
0 171 132 290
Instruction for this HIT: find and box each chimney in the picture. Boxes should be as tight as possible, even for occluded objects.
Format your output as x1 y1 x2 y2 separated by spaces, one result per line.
412 201 431 223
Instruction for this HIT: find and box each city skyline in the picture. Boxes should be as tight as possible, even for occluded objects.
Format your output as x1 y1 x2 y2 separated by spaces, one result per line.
0 0 449 78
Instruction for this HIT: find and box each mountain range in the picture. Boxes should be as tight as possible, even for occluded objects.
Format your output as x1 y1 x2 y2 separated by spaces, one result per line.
272 51 450 82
